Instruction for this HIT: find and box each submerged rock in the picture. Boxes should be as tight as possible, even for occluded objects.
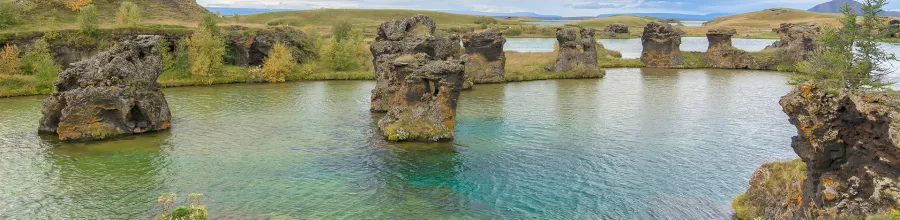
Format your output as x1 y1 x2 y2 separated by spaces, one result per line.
369 15 461 113
735 82 900 219
225 26 310 67
602 23 629 37
370 15 466 142
38 35 171 142
553 28 599 72
765 23 820 63
461 28 506 89
704 28 767 69
640 22 684 68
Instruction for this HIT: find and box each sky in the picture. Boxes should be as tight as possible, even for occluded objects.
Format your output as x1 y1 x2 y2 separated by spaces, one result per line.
198 0 900 16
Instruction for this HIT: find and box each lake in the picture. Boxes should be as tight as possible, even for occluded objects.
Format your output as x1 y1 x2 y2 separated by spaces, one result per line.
0 68 798 219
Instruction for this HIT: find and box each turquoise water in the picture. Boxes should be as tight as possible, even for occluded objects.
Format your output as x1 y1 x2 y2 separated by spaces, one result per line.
0 68 798 219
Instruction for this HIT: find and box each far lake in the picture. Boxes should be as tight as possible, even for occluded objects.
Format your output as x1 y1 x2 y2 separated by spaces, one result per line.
504 37 778 58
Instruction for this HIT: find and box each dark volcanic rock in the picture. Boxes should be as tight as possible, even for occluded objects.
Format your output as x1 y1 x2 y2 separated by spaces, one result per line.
737 82 900 219
38 35 171 142
462 28 506 88
369 15 461 113
225 26 310 67
765 23 821 63
377 58 465 142
602 23 629 37
370 15 466 142
553 28 599 72
704 28 767 69
640 22 684 68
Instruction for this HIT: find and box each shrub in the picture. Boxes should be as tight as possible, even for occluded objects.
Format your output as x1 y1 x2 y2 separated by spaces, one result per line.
188 29 226 84
0 44 21 75
159 38 173 71
266 18 302 27
231 13 240 24
332 21 353 43
165 38 192 78
21 39 62 93
116 1 141 27
504 26 523 36
155 193 208 220
78 5 99 35
259 42 294 83
65 0 92 11
324 25 365 71
0 1 19 29
474 16 498 25
199 13 221 37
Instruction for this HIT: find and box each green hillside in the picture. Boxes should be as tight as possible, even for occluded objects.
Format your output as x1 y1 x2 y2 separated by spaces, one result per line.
2 0 208 32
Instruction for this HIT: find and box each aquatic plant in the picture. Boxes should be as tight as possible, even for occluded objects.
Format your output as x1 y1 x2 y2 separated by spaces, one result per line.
155 193 208 220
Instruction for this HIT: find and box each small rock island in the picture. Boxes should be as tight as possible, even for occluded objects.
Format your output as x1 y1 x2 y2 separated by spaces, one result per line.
38 35 172 142
370 15 465 142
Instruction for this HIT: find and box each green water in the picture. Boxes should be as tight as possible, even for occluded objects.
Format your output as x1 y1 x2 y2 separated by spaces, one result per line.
0 68 797 219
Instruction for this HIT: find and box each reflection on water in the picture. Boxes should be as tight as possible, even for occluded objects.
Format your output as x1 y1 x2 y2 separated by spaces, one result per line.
1 69 798 219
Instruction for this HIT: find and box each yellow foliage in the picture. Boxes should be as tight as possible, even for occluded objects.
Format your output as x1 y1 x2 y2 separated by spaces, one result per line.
187 29 225 85
260 42 294 83
116 1 141 27
65 0 92 11
0 44 21 75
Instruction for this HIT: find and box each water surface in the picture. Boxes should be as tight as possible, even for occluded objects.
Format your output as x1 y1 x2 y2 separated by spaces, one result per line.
0 68 798 219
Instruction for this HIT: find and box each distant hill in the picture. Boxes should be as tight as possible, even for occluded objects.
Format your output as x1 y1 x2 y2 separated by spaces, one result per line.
2 0 209 32
439 10 562 18
205 7 290 15
241 8 526 28
808 0 900 16
597 13 732 21
706 8 842 28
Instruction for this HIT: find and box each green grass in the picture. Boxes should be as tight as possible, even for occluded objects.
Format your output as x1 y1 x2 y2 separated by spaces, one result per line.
732 159 806 220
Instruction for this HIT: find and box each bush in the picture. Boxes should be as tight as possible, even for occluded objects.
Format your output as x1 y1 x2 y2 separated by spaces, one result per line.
188 29 226 84
324 25 365 71
164 38 192 79
332 21 353 43
0 44 21 75
21 39 62 93
155 193 208 220
65 0 92 11
0 1 20 29
78 5 99 35
116 1 141 27
259 42 294 83
504 26 523 36
199 13 221 37
474 16 498 25
266 18 302 27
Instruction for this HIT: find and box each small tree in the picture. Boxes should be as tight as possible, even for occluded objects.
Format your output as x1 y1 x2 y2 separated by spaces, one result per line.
77 5 99 35
328 25 364 71
188 29 225 84
260 42 294 83
65 0 92 11
332 22 353 43
116 1 141 27
21 39 62 92
797 0 898 90
0 44 21 75
199 13 221 37
232 13 240 24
